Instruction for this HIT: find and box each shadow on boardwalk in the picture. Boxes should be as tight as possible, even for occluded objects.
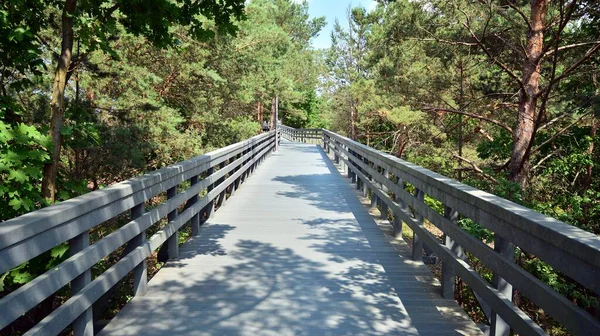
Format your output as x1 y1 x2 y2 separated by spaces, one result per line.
101 143 480 336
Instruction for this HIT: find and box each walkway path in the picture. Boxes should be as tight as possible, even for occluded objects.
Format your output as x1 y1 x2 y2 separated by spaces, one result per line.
100 141 481 336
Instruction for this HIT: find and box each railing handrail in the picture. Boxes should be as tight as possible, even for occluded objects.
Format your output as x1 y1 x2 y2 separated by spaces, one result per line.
0 131 273 253
281 125 600 336
0 130 280 335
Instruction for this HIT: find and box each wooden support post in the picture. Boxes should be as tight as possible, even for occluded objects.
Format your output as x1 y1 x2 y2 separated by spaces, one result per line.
370 193 378 209
70 230 93 336
166 186 178 259
380 202 388 220
412 188 424 261
442 205 462 299
204 168 214 219
274 96 279 152
131 203 147 296
216 162 227 208
188 176 200 236
380 169 389 219
489 235 515 336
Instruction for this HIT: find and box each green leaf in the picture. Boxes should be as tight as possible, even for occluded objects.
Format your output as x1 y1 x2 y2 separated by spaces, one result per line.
11 270 34 284
0 272 8 292
8 169 27 183
8 198 22 210
50 244 70 259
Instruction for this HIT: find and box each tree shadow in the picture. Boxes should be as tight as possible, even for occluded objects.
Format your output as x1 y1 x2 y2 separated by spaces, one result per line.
100 143 481 335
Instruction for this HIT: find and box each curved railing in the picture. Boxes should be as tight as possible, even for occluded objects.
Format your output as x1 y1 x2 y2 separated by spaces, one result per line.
0 130 279 335
284 126 600 336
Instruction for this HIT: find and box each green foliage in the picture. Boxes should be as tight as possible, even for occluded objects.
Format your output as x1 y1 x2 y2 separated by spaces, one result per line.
0 116 51 220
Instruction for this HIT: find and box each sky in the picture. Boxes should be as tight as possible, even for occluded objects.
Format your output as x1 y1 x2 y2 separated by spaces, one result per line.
295 0 378 49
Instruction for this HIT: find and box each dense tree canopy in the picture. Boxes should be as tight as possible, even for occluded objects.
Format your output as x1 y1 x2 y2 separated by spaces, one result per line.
1 0 599 334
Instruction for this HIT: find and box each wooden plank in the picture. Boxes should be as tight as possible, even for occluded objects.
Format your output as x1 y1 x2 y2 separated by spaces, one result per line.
22 141 276 335
326 136 600 335
99 141 480 336
0 139 275 329
325 130 600 294
0 137 275 274
0 132 274 249
329 142 544 336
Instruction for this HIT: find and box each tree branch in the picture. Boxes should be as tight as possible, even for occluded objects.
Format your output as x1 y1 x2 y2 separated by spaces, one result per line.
538 44 600 96
505 2 532 31
423 106 513 133
531 110 594 155
460 9 525 91
542 41 600 58
453 154 498 183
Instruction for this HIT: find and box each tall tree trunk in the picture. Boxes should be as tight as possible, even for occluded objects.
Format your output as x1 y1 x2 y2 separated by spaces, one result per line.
270 97 276 130
582 74 599 192
349 96 357 140
508 0 548 188
257 101 262 123
41 0 77 202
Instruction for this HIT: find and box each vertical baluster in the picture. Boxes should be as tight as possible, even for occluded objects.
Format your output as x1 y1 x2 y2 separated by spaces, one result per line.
207 166 216 217
380 169 389 220
189 176 200 236
129 203 148 297
166 186 179 259
356 153 362 190
441 205 462 299
490 236 515 336
412 188 424 261
70 230 93 336
216 161 227 207
392 178 407 237
348 148 356 183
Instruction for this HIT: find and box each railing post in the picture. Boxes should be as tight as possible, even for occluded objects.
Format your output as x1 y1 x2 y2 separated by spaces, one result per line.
380 169 389 220
131 203 147 296
370 192 378 209
412 188 424 261
216 162 227 207
489 236 515 336
188 176 201 236
348 148 356 183
70 230 93 336
441 205 461 299
166 186 179 259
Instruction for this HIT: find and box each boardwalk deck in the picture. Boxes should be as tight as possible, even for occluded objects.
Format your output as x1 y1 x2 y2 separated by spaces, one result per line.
100 141 482 336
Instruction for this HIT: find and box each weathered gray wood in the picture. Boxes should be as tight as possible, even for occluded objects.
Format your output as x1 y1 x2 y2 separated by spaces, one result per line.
21 138 276 336
70 231 93 336
100 141 480 336
412 188 424 261
441 206 458 299
189 176 200 236
0 134 276 331
131 204 147 297
324 130 600 295
325 132 600 335
330 148 544 336
490 235 515 336
0 132 274 250
0 134 275 274
166 186 179 260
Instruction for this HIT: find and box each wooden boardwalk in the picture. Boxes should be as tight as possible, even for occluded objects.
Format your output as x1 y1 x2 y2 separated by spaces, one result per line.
100 141 482 336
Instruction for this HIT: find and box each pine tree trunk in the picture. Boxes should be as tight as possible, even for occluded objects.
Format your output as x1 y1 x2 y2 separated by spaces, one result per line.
41 0 77 202
508 0 547 188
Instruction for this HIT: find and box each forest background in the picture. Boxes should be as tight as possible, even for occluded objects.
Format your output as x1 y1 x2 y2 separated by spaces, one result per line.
1 0 599 335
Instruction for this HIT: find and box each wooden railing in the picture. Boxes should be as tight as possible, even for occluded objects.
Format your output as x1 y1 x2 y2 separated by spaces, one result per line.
285 126 600 336
279 124 321 144
0 130 279 335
